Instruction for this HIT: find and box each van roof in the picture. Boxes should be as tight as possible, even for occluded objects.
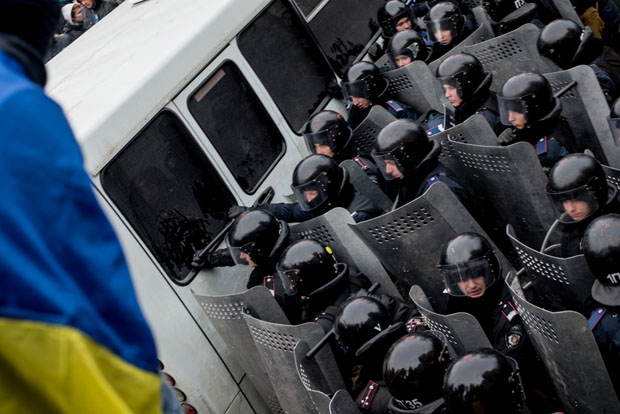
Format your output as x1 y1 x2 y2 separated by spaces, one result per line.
46 0 268 174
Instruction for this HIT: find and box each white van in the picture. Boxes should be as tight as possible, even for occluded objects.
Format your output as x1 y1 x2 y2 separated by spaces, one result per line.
46 0 384 412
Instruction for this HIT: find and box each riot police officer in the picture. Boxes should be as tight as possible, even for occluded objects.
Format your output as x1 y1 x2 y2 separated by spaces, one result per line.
264 154 382 223
371 119 469 208
537 19 620 103
191 209 290 289
383 332 452 413
498 72 576 171
386 29 429 68
378 0 420 40
583 214 620 395
443 348 525 414
435 53 504 134
545 153 620 257
424 2 472 61
341 61 420 129
302 110 383 186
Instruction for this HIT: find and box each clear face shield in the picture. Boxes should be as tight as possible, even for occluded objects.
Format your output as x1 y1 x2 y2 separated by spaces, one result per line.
388 44 419 67
434 76 463 108
497 96 528 127
425 17 458 44
303 124 352 154
371 147 407 181
226 236 255 266
275 262 345 297
608 117 620 147
341 78 372 103
438 254 497 297
546 184 599 224
291 171 330 211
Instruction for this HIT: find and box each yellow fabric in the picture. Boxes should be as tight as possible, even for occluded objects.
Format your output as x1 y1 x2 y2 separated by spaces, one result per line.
0 318 161 414
581 6 605 38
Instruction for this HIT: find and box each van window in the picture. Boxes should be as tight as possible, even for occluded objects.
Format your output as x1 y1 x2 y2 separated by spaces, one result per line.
307 0 384 77
238 0 333 131
101 111 235 282
291 0 322 17
188 61 285 194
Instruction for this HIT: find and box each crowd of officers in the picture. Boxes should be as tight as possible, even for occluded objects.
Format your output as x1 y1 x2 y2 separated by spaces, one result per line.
192 0 620 412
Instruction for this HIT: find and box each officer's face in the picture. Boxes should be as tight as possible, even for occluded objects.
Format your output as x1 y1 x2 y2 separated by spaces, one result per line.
385 160 405 179
562 199 591 222
443 85 462 107
396 16 413 32
395 54 412 68
304 190 319 203
457 276 486 298
79 0 96 9
314 144 335 158
239 251 257 267
435 29 453 45
352 96 371 109
508 110 527 130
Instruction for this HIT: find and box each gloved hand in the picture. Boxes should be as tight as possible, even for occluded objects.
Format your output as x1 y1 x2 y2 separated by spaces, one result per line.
497 128 517 146
191 251 215 269
228 205 249 219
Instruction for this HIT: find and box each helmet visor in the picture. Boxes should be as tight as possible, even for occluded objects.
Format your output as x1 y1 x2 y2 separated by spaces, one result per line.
226 239 254 266
439 255 497 297
608 117 620 147
388 44 420 67
341 79 372 101
371 147 407 181
276 266 302 296
435 76 462 108
546 184 599 224
425 17 458 43
303 125 352 154
498 96 528 126
291 172 330 211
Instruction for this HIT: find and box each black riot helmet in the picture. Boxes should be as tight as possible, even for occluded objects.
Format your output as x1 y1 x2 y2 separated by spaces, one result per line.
424 2 465 44
583 214 620 306
498 72 559 126
226 209 289 266
545 153 612 224
302 110 352 156
444 348 524 414
276 239 345 297
387 29 429 67
609 97 620 147
334 296 392 351
438 232 500 297
537 19 597 70
383 332 451 408
291 154 347 213
436 53 488 104
371 119 439 181
483 0 527 22
378 0 417 38
341 61 389 102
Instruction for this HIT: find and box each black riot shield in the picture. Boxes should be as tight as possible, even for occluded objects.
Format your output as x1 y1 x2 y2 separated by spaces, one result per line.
506 224 596 311
289 207 401 298
340 160 392 214
429 24 560 93
544 66 620 167
409 285 493 355
348 182 513 313
350 105 396 156
329 390 361 414
382 61 443 115
244 314 347 414
441 140 556 249
192 286 289 413
505 273 620 414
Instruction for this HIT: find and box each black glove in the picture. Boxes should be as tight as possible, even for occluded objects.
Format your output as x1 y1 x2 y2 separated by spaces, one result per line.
228 205 249 219
497 128 517 146
191 249 235 269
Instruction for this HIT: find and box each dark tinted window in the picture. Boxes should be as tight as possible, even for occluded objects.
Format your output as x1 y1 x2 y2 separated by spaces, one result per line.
188 61 285 194
238 0 333 131
308 0 384 77
101 111 235 282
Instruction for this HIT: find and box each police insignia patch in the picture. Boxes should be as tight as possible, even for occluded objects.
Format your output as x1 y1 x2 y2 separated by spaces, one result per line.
506 325 524 347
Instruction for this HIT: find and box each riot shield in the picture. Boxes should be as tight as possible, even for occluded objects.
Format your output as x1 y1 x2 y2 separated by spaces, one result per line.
506 224 596 311
192 286 289 413
348 182 513 313
551 0 584 26
350 105 396 156
375 52 393 71
544 66 620 167
429 24 560 93
602 163 620 191
294 341 333 413
383 60 443 115
441 140 556 249
340 160 393 214
289 207 401 298
505 273 620 414
409 285 492 355
329 390 360 414
244 314 347 414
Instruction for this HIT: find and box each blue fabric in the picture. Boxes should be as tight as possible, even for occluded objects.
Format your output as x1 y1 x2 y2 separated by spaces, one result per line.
0 50 158 373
